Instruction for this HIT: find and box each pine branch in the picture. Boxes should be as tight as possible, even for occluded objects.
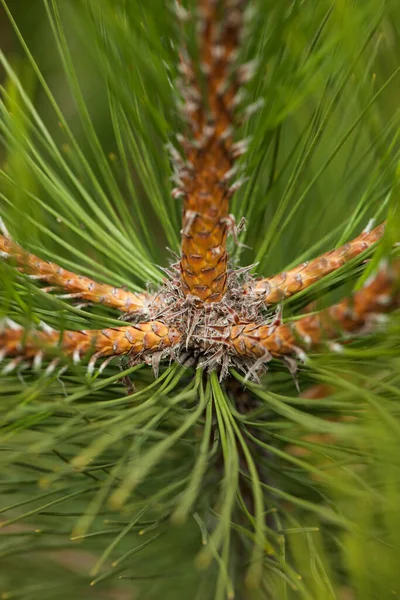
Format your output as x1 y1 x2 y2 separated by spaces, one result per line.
250 221 386 304
0 227 151 313
1 1 400 599
176 0 247 302
0 319 181 375
229 260 400 361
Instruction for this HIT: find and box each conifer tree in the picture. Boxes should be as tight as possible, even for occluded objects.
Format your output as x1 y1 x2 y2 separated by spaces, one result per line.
0 1 400 599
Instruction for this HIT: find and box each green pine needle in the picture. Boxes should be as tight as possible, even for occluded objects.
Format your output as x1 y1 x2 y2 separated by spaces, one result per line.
1 1 400 599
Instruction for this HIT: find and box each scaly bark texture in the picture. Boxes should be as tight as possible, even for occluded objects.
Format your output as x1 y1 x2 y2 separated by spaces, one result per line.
176 0 246 303
0 234 150 313
0 321 181 367
250 222 386 304
228 260 400 360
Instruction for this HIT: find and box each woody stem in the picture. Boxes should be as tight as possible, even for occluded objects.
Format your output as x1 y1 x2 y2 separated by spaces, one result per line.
177 0 247 303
